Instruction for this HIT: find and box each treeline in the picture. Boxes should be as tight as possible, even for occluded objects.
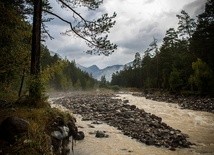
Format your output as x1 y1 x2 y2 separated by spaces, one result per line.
41 45 96 91
0 0 96 99
112 0 214 96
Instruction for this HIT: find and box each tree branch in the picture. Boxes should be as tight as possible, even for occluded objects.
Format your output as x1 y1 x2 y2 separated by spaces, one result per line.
43 9 97 46
41 22 54 40
57 0 88 24
57 0 104 27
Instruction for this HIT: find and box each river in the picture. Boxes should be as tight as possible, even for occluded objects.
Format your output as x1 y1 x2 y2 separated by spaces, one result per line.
50 92 214 155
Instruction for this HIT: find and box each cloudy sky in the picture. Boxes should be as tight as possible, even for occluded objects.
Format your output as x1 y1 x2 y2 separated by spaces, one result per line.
44 0 206 69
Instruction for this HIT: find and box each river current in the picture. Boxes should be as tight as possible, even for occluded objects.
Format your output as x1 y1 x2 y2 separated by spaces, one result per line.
50 92 214 155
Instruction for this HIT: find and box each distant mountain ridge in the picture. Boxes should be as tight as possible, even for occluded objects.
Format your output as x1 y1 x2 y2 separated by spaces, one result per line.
77 62 133 81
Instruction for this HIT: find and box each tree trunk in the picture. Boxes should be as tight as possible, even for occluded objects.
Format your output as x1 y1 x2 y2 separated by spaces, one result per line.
29 0 42 100
18 69 25 97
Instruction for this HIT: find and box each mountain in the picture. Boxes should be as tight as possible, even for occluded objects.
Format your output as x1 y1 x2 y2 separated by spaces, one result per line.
98 65 124 81
77 63 132 81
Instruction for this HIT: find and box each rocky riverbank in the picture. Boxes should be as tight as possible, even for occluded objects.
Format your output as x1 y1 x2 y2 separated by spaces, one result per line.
132 92 214 113
52 93 192 151
0 99 81 155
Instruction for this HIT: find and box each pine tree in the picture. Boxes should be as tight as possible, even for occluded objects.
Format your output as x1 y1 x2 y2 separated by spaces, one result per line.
176 10 196 39
29 0 117 100
191 0 214 71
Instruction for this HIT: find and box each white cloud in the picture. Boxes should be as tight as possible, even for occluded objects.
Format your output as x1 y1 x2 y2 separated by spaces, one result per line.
44 0 206 68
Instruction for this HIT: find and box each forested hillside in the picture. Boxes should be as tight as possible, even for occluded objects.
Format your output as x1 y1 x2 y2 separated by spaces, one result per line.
41 45 96 91
111 0 214 96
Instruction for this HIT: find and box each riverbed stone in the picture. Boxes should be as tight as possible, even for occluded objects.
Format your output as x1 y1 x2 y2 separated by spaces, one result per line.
74 131 85 140
52 93 192 150
123 100 129 103
142 92 214 113
95 131 109 138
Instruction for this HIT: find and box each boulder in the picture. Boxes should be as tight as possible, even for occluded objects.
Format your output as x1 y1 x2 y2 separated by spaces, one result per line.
51 126 69 140
74 131 85 140
0 116 29 143
123 100 129 103
67 120 78 137
95 131 109 138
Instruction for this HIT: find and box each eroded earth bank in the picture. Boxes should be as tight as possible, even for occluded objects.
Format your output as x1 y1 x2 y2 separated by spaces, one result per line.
49 92 214 155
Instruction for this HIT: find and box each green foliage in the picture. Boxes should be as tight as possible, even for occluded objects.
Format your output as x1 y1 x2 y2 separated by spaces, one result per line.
176 10 196 39
169 68 183 92
42 0 117 56
109 85 120 92
111 61 142 88
40 48 97 91
190 0 214 71
0 1 97 100
189 59 213 93
99 75 107 88
141 52 153 89
29 0 117 100
162 28 178 49
28 75 45 102
111 2 214 96
0 0 31 100
133 52 141 68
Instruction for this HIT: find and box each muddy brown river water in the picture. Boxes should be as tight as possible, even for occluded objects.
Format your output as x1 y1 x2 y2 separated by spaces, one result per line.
50 92 214 155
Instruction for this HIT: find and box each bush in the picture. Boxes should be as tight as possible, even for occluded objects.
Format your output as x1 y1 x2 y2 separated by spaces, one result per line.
109 85 120 92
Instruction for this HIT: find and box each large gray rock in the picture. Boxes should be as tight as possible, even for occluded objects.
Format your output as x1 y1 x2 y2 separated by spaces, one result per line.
51 126 69 140
50 116 85 154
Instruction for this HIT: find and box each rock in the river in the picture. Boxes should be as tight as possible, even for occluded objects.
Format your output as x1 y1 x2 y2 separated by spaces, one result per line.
88 124 95 128
123 100 129 103
91 121 103 124
74 131 85 140
95 131 109 138
130 105 136 110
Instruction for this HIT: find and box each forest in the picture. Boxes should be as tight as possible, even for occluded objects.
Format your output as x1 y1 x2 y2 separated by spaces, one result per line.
0 0 100 100
111 0 214 96
0 0 213 99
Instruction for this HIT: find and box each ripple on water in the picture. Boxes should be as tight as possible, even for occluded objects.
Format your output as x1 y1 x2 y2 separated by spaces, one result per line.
116 93 214 155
